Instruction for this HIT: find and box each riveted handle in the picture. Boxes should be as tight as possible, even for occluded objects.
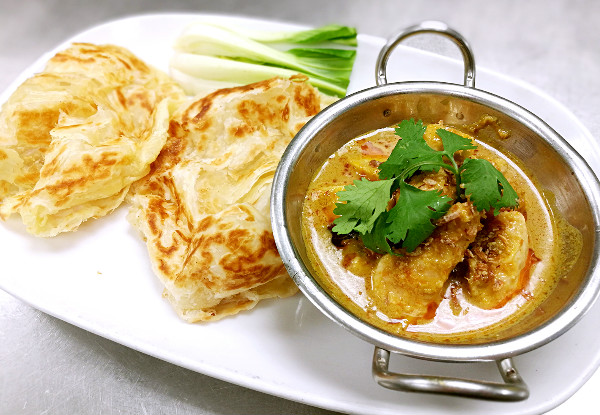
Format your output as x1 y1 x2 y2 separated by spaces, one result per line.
372 347 529 401
375 20 476 88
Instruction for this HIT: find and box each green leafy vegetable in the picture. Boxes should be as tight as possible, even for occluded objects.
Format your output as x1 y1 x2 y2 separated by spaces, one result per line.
247 24 358 45
360 213 395 255
170 21 358 97
170 54 347 96
378 120 438 180
460 158 519 212
386 182 452 252
332 177 394 235
332 119 519 254
196 22 357 45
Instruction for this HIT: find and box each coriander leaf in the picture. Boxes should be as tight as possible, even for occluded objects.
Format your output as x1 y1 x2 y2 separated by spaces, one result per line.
495 172 519 208
330 119 521 258
460 158 519 213
386 182 452 252
436 129 477 159
332 178 394 235
378 119 442 179
396 118 427 142
435 128 477 194
360 212 395 255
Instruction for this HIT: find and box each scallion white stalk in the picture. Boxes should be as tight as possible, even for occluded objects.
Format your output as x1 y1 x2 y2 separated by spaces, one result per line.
170 21 358 97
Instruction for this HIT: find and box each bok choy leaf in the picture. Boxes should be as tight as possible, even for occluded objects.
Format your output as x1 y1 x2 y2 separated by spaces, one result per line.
170 21 358 97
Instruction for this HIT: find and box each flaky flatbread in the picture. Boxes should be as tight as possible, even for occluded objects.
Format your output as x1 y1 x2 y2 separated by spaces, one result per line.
0 43 184 236
128 76 335 322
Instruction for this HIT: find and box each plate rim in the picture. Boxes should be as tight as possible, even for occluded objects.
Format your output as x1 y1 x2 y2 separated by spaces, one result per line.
1 11 599 415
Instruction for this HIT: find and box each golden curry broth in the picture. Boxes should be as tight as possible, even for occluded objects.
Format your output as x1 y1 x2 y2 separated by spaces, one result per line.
301 124 570 343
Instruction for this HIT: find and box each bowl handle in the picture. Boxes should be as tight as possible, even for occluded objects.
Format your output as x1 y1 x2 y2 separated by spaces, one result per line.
372 347 529 401
375 20 476 89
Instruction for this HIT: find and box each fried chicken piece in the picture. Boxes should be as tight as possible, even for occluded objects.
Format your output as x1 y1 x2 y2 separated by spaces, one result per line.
369 202 482 322
408 168 457 199
465 210 529 309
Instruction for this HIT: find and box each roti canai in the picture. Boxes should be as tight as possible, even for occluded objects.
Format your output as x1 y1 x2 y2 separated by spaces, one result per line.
0 43 184 236
128 76 334 321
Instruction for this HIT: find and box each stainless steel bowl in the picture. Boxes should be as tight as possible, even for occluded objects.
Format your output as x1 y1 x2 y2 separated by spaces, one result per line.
271 21 600 401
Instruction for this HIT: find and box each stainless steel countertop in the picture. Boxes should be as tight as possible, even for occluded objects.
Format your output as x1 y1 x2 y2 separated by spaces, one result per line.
1 0 599 414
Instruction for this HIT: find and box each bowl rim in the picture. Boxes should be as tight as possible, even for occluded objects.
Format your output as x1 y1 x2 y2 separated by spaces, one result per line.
271 80 600 362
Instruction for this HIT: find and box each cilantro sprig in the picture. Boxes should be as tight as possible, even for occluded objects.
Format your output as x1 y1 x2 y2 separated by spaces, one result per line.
331 119 519 254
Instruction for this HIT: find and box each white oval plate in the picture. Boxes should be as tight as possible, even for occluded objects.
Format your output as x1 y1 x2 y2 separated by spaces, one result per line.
1 13 599 415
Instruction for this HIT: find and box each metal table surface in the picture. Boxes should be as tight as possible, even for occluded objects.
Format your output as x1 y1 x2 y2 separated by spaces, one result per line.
1 0 599 414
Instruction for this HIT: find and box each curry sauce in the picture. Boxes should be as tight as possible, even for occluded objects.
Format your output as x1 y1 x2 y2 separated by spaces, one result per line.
301 122 580 343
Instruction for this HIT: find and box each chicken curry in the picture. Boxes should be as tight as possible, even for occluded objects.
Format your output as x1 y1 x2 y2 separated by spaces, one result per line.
301 120 580 343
